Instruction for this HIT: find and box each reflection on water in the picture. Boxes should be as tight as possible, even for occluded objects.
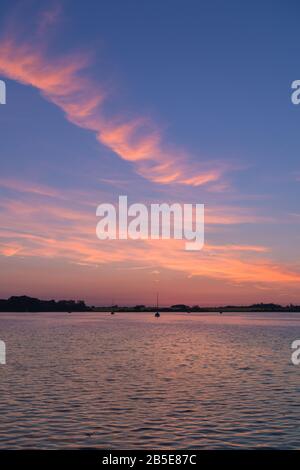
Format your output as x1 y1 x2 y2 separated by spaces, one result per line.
0 312 299 449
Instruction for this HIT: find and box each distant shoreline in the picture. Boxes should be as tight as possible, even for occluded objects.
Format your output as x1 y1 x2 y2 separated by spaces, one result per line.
1 296 300 313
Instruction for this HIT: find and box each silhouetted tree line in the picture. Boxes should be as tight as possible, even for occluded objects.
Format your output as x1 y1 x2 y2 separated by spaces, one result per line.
167 303 300 312
0 296 91 312
95 302 300 312
1 297 299 312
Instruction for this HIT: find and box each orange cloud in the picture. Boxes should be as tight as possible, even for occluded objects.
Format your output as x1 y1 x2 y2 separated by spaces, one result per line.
140 239 300 284
0 192 299 286
0 21 229 187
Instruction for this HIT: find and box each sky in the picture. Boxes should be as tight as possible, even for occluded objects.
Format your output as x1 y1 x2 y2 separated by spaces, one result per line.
0 0 300 306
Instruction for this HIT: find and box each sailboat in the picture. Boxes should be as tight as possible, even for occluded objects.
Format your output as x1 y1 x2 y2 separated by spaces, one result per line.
110 299 115 315
154 293 160 318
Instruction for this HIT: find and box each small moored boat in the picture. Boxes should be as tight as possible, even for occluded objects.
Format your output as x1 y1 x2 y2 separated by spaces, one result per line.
154 293 160 318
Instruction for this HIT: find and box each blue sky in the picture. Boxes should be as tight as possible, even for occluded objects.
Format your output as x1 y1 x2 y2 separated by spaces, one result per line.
0 0 300 305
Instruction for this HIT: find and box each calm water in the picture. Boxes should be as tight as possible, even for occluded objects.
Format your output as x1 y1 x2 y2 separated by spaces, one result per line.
0 311 299 449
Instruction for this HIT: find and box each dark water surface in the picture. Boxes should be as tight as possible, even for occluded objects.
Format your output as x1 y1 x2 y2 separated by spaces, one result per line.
0 311 299 449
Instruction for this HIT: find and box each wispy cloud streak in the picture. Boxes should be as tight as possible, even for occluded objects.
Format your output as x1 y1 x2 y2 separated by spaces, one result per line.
0 187 299 285
0 10 229 187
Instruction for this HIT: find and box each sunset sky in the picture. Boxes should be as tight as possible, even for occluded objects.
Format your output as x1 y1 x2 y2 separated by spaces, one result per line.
1 0 300 306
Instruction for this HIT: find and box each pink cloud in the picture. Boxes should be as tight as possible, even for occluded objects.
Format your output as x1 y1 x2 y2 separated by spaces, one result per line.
0 192 299 285
0 17 229 187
